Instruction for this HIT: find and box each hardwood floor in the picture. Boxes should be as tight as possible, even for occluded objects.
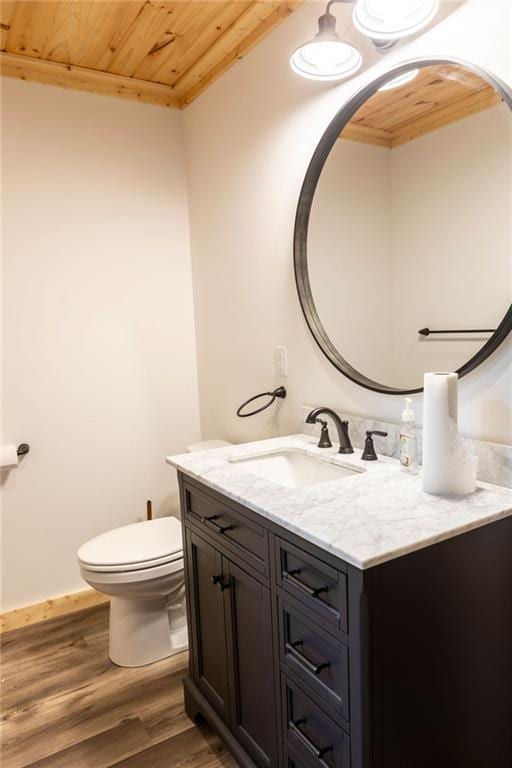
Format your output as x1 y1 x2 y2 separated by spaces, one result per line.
1 604 239 768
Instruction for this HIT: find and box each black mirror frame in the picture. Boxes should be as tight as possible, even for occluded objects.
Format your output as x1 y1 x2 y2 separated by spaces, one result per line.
294 56 512 395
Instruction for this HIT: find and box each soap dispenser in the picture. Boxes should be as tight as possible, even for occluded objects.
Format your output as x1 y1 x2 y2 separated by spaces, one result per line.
400 397 418 475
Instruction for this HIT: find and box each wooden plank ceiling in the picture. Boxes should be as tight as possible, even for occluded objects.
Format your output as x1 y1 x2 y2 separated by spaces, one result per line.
342 64 503 148
0 0 302 108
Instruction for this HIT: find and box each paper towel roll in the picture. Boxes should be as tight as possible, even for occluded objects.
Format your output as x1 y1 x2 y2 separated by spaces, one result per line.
1 444 18 469
422 373 478 495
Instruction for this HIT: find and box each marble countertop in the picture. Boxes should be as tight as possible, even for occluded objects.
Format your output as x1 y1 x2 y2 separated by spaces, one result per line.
166 434 512 570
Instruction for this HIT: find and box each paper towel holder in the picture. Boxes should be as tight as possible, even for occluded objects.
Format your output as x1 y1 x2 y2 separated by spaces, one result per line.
17 443 30 457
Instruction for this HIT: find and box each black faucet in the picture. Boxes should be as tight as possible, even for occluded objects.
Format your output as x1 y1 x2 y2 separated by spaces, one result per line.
361 430 388 461
305 408 353 454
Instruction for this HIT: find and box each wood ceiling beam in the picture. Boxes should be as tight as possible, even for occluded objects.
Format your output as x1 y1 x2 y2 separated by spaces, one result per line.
0 1 304 109
0 51 180 108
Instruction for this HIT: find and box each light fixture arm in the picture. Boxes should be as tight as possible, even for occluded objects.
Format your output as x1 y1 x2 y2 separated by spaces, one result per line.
318 0 353 37
326 0 353 12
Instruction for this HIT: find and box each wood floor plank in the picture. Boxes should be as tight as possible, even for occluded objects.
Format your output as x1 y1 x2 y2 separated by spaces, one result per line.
1 605 109 666
23 718 152 768
109 723 238 768
2 632 109 713
0 604 215 768
2 670 186 767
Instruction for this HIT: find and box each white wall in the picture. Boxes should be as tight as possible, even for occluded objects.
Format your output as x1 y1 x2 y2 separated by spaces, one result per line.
184 0 512 446
1 80 201 610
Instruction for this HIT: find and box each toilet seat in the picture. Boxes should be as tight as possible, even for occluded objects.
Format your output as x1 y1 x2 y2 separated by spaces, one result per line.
78 516 183 573
80 556 184 585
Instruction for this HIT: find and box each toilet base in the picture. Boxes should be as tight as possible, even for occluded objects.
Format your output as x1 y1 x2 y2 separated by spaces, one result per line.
109 596 188 667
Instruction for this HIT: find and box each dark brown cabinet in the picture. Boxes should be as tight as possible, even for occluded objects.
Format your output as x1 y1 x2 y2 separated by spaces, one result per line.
179 473 512 768
224 559 276 768
184 526 276 768
185 530 230 721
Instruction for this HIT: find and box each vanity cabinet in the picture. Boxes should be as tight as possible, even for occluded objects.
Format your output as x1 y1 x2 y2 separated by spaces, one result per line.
179 473 512 768
183 489 276 768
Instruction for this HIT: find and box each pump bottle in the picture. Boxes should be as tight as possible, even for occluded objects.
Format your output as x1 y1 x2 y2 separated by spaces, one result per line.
400 397 418 475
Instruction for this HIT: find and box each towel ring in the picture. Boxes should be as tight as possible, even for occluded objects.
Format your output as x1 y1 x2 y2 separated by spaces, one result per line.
236 387 286 418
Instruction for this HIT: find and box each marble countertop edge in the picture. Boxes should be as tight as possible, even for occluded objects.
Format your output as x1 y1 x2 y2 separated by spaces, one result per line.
166 434 512 570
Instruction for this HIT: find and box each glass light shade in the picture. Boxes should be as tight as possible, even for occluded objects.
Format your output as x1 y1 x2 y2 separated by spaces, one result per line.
353 0 439 41
290 39 362 81
378 68 419 91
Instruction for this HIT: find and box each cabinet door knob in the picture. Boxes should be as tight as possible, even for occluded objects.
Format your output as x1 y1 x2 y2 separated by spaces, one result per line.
210 574 230 590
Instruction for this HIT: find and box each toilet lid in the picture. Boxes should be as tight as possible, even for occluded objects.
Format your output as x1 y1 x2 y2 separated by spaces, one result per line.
78 517 183 572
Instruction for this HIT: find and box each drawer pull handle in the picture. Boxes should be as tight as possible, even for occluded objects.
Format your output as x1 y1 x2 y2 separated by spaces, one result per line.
287 640 331 676
201 515 234 534
210 574 231 591
289 718 333 760
284 568 329 599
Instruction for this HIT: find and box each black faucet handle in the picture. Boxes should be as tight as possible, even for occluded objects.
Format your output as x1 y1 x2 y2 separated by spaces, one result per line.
317 420 333 449
361 430 388 461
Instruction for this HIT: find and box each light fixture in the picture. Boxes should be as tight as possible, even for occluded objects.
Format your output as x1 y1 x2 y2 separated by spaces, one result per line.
290 1 362 81
353 0 439 44
378 68 419 91
291 1 439 82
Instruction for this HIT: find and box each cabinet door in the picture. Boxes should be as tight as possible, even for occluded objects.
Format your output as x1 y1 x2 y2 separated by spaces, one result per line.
224 558 277 768
185 529 230 721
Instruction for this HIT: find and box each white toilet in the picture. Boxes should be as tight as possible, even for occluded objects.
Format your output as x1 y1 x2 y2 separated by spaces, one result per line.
78 516 187 667
78 440 232 667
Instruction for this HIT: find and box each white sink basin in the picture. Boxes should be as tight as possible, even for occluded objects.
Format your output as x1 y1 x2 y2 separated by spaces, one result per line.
230 450 363 489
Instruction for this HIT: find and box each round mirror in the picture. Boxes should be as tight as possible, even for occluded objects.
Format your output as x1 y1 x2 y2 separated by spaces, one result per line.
295 58 512 394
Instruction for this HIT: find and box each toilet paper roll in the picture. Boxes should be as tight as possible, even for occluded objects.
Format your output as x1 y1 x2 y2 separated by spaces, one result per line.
1 444 18 469
422 372 478 496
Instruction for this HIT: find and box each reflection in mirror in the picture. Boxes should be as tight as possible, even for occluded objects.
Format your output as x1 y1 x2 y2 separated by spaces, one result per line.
307 63 512 391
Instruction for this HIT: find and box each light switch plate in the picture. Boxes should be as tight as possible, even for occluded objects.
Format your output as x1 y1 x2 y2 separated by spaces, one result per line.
275 346 288 377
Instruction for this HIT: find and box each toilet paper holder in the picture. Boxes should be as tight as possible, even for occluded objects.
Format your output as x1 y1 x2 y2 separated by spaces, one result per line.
17 443 30 457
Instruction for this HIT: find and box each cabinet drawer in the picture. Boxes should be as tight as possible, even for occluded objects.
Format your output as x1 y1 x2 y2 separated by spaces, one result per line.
279 598 349 721
283 676 351 768
286 750 308 768
286 742 314 768
184 483 268 575
276 539 348 634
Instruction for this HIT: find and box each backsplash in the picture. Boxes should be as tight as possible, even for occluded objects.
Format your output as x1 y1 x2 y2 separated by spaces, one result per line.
301 405 512 489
